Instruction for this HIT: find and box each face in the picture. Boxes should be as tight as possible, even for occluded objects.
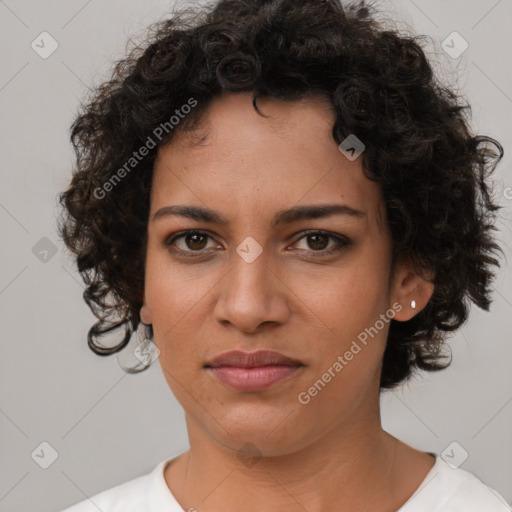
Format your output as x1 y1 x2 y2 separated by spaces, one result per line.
141 92 430 456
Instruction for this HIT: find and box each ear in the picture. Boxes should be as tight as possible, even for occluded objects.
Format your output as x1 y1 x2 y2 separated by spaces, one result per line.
390 259 434 322
140 295 153 325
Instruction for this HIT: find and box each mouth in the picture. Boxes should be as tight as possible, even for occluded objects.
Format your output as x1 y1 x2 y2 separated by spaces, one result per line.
204 350 304 392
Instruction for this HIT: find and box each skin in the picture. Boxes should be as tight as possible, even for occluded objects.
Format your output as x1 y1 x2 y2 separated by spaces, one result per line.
140 92 436 512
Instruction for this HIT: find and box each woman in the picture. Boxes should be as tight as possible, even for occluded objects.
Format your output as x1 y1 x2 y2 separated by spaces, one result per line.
58 0 510 510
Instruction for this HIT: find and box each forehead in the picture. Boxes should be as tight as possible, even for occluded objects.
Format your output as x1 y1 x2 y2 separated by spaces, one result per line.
151 92 384 228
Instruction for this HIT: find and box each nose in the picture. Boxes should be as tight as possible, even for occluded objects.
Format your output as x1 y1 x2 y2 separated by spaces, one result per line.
213 246 290 334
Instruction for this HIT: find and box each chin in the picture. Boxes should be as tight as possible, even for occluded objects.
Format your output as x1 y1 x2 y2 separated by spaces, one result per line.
207 406 309 456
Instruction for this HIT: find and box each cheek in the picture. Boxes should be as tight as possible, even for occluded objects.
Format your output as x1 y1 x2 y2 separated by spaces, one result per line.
292 252 391 388
144 245 209 326
295 269 389 416
339 242 392 318
297 259 388 341
143 252 193 364
144 255 227 381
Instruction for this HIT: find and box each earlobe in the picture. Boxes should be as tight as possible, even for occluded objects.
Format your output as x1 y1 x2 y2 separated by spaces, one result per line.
140 303 152 325
391 265 435 322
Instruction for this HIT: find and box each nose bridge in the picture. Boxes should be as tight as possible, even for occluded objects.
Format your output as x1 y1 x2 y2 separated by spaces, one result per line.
229 237 272 301
215 237 288 331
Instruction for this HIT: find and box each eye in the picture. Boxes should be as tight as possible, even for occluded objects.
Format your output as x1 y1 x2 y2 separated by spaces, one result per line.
291 230 351 257
164 229 351 259
165 230 219 257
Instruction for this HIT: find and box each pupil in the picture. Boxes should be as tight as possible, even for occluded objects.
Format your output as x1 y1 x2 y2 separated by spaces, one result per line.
187 233 206 250
309 234 328 250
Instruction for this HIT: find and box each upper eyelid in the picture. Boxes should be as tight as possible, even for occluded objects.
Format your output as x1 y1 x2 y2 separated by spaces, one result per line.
166 230 220 246
166 229 350 249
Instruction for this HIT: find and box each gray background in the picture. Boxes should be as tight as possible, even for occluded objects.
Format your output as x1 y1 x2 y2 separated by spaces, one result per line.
0 0 511 510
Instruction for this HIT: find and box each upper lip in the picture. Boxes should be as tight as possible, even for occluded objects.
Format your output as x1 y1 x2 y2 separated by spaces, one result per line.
204 350 303 368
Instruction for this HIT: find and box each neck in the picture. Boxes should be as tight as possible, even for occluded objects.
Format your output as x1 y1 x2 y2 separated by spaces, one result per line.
164 409 412 512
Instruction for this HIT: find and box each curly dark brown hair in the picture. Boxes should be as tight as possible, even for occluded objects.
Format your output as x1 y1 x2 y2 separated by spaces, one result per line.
58 0 504 389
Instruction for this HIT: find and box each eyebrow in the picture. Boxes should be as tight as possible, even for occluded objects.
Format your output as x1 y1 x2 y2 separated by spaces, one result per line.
152 203 366 226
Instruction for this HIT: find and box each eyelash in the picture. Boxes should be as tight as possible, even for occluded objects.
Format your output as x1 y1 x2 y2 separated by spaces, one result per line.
164 230 351 259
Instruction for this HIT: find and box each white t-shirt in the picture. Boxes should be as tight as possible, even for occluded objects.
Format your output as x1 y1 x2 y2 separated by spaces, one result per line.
60 453 511 512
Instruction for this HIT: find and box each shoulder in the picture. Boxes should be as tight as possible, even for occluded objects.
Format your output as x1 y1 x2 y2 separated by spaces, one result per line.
58 459 171 512
400 456 511 512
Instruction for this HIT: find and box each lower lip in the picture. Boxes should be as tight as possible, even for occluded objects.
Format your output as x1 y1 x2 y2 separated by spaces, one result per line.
207 364 302 392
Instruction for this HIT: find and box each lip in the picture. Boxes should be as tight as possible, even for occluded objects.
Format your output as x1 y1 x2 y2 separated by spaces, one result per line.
204 350 304 392
205 350 302 368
